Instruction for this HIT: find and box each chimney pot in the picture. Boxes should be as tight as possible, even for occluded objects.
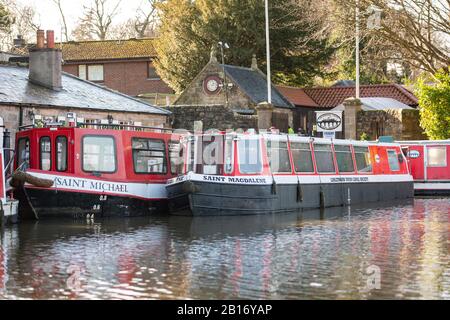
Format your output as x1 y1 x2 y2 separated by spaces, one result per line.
46 30 55 49
251 54 258 70
36 30 45 49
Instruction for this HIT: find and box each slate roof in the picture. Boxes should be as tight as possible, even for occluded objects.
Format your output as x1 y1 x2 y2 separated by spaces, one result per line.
0 64 170 115
223 65 294 109
11 38 157 62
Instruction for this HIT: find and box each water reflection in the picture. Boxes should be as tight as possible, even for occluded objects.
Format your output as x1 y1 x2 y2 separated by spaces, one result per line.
0 198 448 299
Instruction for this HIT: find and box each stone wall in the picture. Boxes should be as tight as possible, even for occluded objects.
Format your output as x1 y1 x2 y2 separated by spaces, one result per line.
356 109 426 140
165 105 258 131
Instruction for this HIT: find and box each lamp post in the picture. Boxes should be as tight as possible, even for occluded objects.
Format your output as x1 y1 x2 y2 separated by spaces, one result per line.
264 0 272 104
355 0 360 99
218 41 230 106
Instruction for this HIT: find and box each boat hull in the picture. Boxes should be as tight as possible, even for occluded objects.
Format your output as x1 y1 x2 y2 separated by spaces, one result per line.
167 175 414 216
0 199 19 224
15 186 168 219
414 182 450 196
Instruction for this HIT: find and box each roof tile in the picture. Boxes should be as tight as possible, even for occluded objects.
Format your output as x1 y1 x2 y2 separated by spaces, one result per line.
303 84 418 108
61 38 157 61
276 86 318 107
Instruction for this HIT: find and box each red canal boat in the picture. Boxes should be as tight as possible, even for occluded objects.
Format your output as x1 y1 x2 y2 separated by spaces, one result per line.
166 132 414 216
401 140 450 195
13 123 180 219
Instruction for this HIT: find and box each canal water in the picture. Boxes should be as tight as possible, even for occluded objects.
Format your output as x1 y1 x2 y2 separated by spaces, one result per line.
0 198 448 300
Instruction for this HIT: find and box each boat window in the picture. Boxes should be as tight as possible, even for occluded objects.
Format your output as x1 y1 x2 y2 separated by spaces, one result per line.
224 136 234 174
334 145 355 173
266 140 291 173
17 137 30 170
313 143 335 173
387 149 400 171
238 138 262 174
354 146 372 173
427 147 447 167
198 135 224 175
56 136 68 172
40 136 51 171
132 138 167 174
187 139 195 172
83 136 116 173
169 140 184 174
291 142 314 173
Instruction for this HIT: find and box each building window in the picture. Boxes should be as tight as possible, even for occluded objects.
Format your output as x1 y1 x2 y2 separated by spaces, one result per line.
238 138 262 174
148 63 160 79
78 64 104 82
291 142 314 173
78 65 87 80
88 65 104 82
83 136 116 173
56 136 68 172
40 136 51 171
266 140 292 173
427 147 447 167
354 146 372 173
387 149 400 171
335 145 355 173
132 138 167 174
313 143 335 173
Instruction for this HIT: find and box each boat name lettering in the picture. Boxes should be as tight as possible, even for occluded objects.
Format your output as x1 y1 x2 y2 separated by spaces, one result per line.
330 177 369 183
203 175 227 182
54 177 128 193
227 177 267 184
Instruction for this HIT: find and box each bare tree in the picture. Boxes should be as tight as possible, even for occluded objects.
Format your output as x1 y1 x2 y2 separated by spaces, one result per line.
72 0 122 40
0 0 40 50
332 0 450 76
52 0 69 42
133 0 161 38
107 0 160 40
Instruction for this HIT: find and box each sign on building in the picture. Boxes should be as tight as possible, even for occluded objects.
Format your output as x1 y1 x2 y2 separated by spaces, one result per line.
315 111 343 132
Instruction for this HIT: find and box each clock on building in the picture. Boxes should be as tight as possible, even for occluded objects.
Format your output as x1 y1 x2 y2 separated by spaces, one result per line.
203 75 222 95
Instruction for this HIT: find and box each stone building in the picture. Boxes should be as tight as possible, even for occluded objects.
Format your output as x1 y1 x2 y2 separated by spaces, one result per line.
172 49 294 132
0 30 171 149
277 83 420 137
341 98 427 141
277 82 425 140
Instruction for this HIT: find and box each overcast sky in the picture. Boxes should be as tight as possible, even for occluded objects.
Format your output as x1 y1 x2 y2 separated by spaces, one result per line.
16 0 149 41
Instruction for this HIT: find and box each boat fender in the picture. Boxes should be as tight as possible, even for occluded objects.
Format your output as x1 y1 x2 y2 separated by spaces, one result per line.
297 182 303 202
10 171 54 189
182 181 200 194
271 179 277 195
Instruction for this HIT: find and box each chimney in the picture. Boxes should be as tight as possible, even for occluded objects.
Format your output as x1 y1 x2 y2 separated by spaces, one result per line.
13 35 25 48
29 30 62 91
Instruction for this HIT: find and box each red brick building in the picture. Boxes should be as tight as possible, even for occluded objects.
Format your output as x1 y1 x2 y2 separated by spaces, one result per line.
59 39 174 99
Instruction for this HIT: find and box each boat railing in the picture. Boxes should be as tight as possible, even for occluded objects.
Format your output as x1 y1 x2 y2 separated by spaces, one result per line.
19 122 176 133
